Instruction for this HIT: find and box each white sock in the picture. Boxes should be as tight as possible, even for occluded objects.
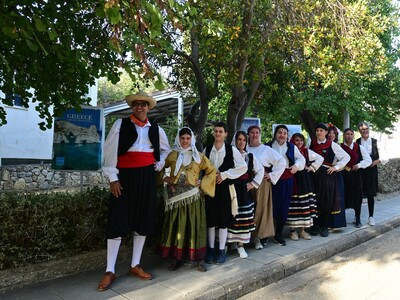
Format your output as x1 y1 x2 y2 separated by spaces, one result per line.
106 238 121 274
208 227 216 248
131 233 146 268
219 228 228 250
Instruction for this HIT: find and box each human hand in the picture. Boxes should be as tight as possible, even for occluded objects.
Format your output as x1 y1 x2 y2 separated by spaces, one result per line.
110 181 122 198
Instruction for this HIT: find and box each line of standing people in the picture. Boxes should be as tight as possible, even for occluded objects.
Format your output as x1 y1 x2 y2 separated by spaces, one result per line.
98 91 387 291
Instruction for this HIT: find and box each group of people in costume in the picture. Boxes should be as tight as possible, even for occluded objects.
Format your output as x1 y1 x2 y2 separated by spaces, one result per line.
98 91 387 292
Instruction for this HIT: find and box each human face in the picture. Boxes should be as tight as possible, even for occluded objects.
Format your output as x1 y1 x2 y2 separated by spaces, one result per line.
359 125 370 139
213 126 227 143
315 128 327 141
293 136 304 149
327 130 337 142
248 128 261 146
275 128 288 145
344 130 354 145
131 101 149 121
179 133 192 149
235 134 247 152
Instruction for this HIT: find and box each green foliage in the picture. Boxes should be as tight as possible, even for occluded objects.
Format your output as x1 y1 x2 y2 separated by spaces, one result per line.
0 0 193 129
0 188 109 270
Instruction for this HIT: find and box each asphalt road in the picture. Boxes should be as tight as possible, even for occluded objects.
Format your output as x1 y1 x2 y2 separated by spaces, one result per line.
240 226 400 300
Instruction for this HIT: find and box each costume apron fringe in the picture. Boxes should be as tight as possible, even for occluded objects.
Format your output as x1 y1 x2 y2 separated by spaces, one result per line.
164 186 201 211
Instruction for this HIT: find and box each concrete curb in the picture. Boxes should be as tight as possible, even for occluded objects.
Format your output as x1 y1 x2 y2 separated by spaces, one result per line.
181 215 400 299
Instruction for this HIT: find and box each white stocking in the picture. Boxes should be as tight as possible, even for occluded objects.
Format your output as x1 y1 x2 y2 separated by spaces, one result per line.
208 227 216 248
131 232 146 268
218 228 228 250
106 238 121 274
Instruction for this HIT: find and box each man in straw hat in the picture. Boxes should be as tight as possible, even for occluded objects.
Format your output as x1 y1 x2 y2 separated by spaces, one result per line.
98 91 170 291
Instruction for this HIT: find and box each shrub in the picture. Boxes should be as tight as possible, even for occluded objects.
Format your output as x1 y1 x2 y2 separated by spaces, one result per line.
0 187 109 270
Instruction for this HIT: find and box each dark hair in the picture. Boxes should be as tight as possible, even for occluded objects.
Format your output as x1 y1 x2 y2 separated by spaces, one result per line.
179 127 192 137
315 123 328 131
343 128 354 134
247 125 261 135
291 132 305 142
234 131 247 150
273 124 289 142
214 121 227 132
328 126 339 142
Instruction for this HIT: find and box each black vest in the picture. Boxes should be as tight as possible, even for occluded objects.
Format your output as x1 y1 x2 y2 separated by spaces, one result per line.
205 143 235 184
266 141 295 167
117 117 160 161
356 137 379 161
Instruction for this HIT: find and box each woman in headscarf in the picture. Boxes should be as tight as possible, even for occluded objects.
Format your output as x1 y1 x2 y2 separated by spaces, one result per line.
247 125 285 250
158 127 216 272
227 131 264 258
287 133 323 240
266 125 305 246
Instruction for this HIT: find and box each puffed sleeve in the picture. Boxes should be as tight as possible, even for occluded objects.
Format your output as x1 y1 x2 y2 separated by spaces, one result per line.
199 153 216 197
102 119 122 182
251 155 264 188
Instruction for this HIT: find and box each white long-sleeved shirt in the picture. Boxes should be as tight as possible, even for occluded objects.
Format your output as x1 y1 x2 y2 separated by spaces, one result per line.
241 151 265 188
271 141 305 171
359 137 389 165
316 139 350 170
343 142 372 169
102 118 171 182
247 144 285 185
204 144 247 181
306 149 323 172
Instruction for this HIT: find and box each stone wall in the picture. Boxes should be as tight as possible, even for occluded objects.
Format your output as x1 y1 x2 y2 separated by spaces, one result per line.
1 159 399 193
0 164 107 192
378 158 400 194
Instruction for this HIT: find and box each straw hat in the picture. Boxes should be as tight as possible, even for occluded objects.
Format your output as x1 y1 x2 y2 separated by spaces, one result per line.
125 91 157 110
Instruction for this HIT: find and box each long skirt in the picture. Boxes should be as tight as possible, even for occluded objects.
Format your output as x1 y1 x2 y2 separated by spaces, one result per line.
329 172 346 229
286 170 317 228
272 177 294 225
227 179 255 244
158 175 207 261
252 179 275 239
343 170 363 210
313 166 340 214
360 165 378 198
106 165 157 239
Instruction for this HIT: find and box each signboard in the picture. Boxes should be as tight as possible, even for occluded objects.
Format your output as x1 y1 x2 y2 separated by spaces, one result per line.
240 117 261 133
51 107 103 171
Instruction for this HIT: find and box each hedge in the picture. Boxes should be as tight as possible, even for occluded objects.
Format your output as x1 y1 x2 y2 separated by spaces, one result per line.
0 188 109 270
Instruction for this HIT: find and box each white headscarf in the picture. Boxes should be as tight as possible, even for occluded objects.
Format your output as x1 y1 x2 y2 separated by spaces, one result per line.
173 127 201 176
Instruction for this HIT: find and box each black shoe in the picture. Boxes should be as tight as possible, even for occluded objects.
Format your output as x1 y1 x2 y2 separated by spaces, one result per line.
355 220 362 228
260 238 269 246
205 248 215 264
320 227 329 237
274 235 286 246
309 226 319 236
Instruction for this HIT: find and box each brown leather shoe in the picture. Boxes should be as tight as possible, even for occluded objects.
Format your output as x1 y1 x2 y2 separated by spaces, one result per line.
129 265 152 280
97 272 116 291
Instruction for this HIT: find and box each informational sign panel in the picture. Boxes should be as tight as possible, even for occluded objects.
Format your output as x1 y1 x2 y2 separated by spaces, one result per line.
240 117 261 133
51 107 103 171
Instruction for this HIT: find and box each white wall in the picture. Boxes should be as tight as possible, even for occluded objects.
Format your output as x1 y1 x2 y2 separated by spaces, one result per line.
0 82 98 166
370 116 400 159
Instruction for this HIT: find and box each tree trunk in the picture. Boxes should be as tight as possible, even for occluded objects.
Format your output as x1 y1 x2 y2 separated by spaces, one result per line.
300 109 317 140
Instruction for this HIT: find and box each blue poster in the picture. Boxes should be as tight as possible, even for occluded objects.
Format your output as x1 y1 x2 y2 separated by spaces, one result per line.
51 107 103 171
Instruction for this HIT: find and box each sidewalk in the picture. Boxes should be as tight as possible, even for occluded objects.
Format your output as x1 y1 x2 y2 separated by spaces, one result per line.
2 193 400 300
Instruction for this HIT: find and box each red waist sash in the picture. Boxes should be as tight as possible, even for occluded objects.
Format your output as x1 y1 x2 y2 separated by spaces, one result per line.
117 152 155 168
